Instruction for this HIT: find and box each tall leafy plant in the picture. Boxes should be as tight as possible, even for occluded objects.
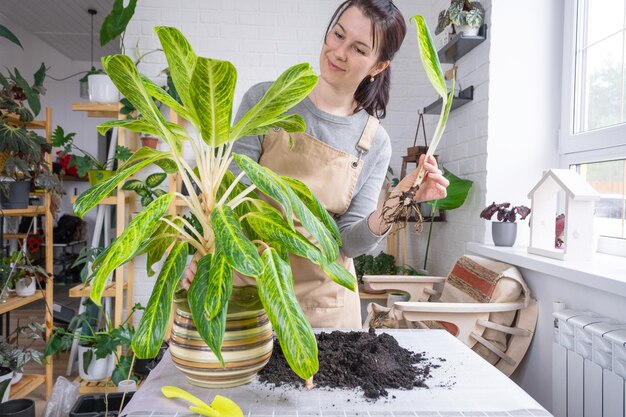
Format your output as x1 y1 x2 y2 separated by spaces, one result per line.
73 27 353 381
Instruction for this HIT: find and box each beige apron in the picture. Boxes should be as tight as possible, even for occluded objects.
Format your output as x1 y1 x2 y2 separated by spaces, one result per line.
237 116 379 329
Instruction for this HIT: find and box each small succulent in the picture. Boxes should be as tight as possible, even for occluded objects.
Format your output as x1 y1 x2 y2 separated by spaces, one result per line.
480 202 531 223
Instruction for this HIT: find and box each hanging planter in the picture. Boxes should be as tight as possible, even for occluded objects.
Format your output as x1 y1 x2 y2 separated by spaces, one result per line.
88 74 120 104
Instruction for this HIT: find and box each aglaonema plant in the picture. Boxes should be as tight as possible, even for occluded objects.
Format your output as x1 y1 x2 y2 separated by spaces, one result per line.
72 26 355 382
384 16 455 225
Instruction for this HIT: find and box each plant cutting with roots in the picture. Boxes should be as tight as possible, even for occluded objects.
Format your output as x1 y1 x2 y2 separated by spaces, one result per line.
382 16 455 231
72 26 355 383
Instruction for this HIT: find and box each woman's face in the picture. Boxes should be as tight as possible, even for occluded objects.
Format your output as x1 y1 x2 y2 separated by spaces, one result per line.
320 6 388 93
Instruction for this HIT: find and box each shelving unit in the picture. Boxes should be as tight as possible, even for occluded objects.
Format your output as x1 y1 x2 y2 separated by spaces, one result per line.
438 24 488 64
423 85 474 115
69 102 136 392
1 107 55 399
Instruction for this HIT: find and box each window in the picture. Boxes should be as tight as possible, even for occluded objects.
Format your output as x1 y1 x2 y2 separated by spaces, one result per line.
562 0 626 248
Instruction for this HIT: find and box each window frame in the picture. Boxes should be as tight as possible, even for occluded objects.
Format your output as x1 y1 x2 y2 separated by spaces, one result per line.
560 0 626 256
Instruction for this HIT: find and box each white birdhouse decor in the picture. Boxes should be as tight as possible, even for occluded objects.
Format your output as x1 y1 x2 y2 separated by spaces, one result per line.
527 169 600 261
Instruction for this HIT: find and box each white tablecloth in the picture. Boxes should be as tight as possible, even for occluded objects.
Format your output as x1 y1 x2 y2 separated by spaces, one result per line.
122 329 552 416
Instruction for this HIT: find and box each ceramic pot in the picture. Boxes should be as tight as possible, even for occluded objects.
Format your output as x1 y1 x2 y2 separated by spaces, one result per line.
140 136 159 149
88 74 119 103
169 298 273 388
457 25 480 36
386 291 410 308
0 367 12 402
0 180 30 209
87 170 115 187
10 371 22 386
77 346 115 382
15 278 36 297
0 399 35 417
492 222 517 247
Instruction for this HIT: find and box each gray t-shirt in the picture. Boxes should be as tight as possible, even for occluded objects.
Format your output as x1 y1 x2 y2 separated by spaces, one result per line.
232 82 392 258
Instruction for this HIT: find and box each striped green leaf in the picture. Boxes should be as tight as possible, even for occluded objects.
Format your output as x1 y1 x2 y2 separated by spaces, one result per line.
320 261 357 292
281 183 338 263
0 24 23 49
210 205 263 277
144 217 182 276
146 172 167 188
243 204 321 264
236 114 306 137
140 74 191 121
190 57 236 147
188 255 227 366
229 63 317 140
411 16 446 99
74 152 169 217
96 119 162 138
257 248 318 380
281 176 341 244
154 26 198 122
102 54 168 139
232 153 294 229
132 241 187 359
205 251 233 320
121 179 147 192
89 194 173 305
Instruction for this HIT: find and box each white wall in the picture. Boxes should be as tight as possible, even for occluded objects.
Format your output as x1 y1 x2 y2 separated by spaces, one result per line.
0 12 110 247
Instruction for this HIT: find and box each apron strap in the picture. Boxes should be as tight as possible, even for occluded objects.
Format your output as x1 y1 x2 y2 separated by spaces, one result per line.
353 116 379 167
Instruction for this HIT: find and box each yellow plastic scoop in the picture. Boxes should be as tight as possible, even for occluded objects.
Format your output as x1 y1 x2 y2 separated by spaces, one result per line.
161 386 243 417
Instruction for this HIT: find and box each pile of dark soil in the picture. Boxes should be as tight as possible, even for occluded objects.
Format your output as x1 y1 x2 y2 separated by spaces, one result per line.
258 328 439 399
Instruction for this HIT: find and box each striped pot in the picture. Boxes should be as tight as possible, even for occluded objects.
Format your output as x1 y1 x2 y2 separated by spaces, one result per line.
169 301 273 388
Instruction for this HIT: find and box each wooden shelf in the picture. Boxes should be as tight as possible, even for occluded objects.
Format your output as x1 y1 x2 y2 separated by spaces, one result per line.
359 290 391 300
9 374 45 399
69 281 127 298
0 205 47 217
2 233 28 239
74 376 144 394
0 291 45 315
424 86 474 115
2 113 47 129
438 24 488 64
72 102 121 118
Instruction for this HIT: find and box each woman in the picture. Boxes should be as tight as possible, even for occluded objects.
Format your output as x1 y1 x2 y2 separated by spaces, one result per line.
185 0 449 328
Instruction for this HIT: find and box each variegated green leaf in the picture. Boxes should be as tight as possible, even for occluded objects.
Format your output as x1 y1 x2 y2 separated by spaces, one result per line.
217 170 257 203
257 248 318 380
210 205 263 277
122 179 147 192
140 74 191 121
154 26 198 122
411 16 446 99
429 81 454 158
281 176 341 244
96 119 162 138
89 194 173 304
102 54 168 139
74 152 169 217
229 63 317 140
320 261 357 292
188 255 227 367
205 251 233 320
132 241 187 359
146 172 167 188
281 183 338 263
190 57 236 147
232 153 294 229
237 114 306 138
144 216 183 276
243 203 321 264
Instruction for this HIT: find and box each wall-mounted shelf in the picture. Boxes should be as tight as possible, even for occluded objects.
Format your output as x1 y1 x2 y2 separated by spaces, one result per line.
438 24 488 64
423 86 474 115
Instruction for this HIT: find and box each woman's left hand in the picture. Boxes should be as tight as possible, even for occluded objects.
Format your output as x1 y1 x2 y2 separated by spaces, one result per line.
390 154 449 203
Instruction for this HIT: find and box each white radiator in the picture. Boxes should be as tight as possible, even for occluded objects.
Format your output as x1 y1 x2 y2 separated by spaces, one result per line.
553 306 626 417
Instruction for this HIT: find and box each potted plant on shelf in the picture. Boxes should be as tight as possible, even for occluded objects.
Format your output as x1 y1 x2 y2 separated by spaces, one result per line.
480 201 531 247
45 304 141 384
7 251 48 297
72 26 349 388
435 0 485 37
52 126 132 185
0 321 44 402
139 134 160 149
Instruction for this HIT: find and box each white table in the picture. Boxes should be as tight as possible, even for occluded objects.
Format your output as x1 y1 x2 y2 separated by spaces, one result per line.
122 329 552 417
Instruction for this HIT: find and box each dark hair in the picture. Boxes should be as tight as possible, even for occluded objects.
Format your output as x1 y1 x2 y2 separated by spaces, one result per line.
324 0 406 119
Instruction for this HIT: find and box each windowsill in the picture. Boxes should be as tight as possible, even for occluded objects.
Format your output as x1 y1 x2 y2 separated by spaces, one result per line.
466 242 626 297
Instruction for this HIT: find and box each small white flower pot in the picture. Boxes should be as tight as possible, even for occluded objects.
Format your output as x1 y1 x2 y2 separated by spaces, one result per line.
457 25 480 36
10 371 23 385
117 379 137 393
78 346 115 381
88 74 120 103
15 278 36 297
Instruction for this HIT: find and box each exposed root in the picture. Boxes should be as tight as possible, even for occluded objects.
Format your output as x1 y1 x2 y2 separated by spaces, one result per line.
305 376 314 390
382 186 424 233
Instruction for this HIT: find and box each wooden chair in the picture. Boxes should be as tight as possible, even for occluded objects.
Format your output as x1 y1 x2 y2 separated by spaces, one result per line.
363 255 538 377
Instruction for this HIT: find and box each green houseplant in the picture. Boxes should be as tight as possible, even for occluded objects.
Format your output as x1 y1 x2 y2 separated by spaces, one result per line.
73 26 351 384
435 0 485 36
0 321 44 402
480 202 531 247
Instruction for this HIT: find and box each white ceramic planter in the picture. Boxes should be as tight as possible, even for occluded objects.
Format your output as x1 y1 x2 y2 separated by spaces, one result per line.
10 371 22 386
15 278 35 297
77 345 115 382
88 74 120 103
457 25 480 36
0 368 12 402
